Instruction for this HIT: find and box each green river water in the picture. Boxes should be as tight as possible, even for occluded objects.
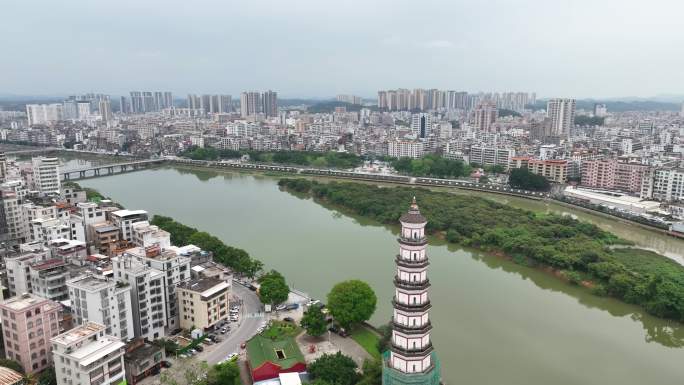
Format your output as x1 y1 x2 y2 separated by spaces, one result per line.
72 164 684 385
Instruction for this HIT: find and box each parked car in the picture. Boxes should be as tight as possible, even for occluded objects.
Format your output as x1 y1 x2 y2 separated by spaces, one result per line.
283 317 295 323
338 328 349 338
161 361 172 368
285 303 299 311
275 304 287 311
195 346 203 352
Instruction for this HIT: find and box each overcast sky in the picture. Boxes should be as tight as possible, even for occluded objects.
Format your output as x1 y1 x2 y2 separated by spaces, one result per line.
2 0 683 99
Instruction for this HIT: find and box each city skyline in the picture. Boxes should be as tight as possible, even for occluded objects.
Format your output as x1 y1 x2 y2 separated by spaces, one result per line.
2 0 684 98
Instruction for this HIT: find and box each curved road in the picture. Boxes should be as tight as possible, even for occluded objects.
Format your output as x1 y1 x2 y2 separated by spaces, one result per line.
202 281 265 364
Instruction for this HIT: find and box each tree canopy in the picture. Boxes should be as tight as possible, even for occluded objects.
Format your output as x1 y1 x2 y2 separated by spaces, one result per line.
258 270 290 305
300 304 328 337
308 352 360 385
0 359 23 374
508 168 551 191
327 280 377 329
391 154 472 178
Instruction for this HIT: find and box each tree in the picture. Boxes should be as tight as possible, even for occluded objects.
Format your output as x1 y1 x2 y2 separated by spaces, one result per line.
357 359 382 385
508 168 551 191
308 352 359 385
152 338 179 355
300 305 328 337
327 280 377 329
258 270 290 305
0 359 24 374
207 361 240 385
37 368 56 385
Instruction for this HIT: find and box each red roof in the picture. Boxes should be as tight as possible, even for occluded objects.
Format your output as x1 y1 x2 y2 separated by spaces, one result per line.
250 361 306 382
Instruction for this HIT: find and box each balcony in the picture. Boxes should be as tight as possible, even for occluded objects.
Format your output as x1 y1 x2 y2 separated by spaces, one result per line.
395 255 429 269
394 277 430 291
392 321 432 335
397 237 428 246
391 342 434 357
392 299 432 313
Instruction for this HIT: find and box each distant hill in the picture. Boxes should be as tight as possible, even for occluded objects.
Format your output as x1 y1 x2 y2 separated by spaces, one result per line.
307 101 367 113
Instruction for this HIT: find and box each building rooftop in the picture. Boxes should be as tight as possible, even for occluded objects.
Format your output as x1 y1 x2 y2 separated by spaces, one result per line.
31 258 66 271
111 209 147 218
178 277 229 297
68 275 113 291
94 225 118 234
0 293 58 311
0 366 23 385
246 334 305 373
124 342 162 362
51 322 104 346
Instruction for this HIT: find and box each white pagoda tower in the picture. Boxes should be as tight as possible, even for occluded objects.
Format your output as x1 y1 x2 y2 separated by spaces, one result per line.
383 197 441 385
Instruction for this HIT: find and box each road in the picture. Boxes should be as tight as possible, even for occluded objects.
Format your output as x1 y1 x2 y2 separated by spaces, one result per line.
202 281 265 364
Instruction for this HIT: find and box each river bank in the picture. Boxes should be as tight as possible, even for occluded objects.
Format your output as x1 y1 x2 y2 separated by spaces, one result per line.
278 178 684 324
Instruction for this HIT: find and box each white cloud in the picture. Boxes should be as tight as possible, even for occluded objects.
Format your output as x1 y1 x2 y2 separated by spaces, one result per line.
423 40 455 48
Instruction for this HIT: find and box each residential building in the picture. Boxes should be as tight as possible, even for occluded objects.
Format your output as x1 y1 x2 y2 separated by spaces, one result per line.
528 159 568 183
5 251 47 297
67 275 134 341
0 191 25 244
177 277 230 331
240 92 261 118
31 157 60 194
581 159 649 194
262 90 278 117
645 168 684 202
26 104 64 126
472 102 497 132
111 255 167 341
469 146 514 170
29 259 69 301
388 140 424 159
123 246 191 331
0 293 62 374
0 153 6 183
91 224 119 255
109 210 148 242
411 114 432 139
131 222 170 250
51 322 126 385
547 98 576 136
123 339 165 385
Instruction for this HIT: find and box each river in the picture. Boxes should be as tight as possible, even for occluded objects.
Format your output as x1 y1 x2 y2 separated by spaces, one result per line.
74 164 684 385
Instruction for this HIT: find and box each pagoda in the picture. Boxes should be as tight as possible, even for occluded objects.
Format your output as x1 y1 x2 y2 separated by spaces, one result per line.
382 197 441 385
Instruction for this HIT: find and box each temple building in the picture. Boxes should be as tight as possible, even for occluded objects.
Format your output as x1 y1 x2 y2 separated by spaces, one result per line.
383 197 441 385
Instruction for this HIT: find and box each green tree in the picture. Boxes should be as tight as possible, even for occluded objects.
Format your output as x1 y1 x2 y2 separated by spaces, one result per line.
152 338 180 355
300 305 328 337
207 361 240 385
508 168 551 191
308 352 359 385
327 280 377 329
0 359 24 374
258 270 290 306
37 368 56 385
357 359 382 385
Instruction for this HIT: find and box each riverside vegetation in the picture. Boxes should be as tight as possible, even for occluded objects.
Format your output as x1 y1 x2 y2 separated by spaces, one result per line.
278 178 684 323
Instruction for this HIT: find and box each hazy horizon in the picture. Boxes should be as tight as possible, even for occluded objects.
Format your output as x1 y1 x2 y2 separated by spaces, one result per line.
2 0 683 99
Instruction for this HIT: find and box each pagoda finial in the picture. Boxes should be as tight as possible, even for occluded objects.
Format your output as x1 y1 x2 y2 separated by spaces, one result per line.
410 196 418 210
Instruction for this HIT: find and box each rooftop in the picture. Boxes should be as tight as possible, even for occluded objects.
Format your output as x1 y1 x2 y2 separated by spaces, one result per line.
124 342 163 362
51 322 104 346
178 277 229 297
0 293 58 311
111 209 147 218
68 275 114 291
31 258 66 271
247 334 305 372
0 366 23 385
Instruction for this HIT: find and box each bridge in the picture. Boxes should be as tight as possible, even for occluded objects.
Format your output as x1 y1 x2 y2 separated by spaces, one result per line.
3 147 59 156
61 159 166 180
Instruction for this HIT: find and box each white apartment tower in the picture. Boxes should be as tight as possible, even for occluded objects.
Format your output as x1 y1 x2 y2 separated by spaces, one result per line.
31 157 61 195
67 274 134 342
547 98 576 136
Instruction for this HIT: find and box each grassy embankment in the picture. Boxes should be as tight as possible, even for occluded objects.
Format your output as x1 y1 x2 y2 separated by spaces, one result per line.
278 178 684 323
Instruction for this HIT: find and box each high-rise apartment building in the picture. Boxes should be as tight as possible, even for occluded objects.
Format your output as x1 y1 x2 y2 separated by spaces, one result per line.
410 114 432 138
240 92 261 117
32 157 60 195
26 104 64 126
52 322 126 385
262 90 278 117
0 293 62 374
112 255 167 341
67 274 134 341
0 152 7 183
547 98 576 136
469 146 514 170
472 102 498 132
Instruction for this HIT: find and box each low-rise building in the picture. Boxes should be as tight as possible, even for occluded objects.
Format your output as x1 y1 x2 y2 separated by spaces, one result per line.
123 339 165 385
527 159 568 183
0 293 62 374
177 277 230 331
51 322 126 385
109 210 148 242
29 259 69 302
